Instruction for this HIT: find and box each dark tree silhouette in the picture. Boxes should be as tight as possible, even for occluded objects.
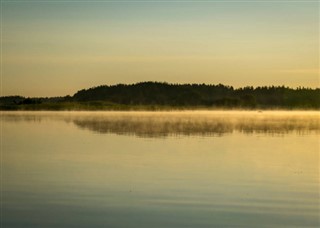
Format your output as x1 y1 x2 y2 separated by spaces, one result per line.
1 82 319 109
72 82 320 109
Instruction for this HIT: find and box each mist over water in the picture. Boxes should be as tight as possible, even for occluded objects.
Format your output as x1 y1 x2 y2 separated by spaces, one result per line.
2 111 320 137
1 111 319 227
72 111 320 137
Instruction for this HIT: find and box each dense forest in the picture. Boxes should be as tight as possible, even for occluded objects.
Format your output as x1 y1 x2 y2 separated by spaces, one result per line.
1 82 319 110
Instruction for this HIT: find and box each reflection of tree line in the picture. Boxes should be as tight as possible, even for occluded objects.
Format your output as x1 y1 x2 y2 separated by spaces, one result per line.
2 114 43 123
3 112 319 137
71 115 320 137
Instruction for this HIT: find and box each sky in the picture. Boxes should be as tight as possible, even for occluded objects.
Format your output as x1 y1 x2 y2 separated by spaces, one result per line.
1 0 319 97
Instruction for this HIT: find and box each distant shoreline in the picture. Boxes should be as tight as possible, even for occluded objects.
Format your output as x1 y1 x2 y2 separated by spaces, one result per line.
1 82 319 110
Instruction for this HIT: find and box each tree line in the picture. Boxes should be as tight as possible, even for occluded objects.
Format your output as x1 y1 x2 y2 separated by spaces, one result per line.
1 82 319 109
72 82 320 108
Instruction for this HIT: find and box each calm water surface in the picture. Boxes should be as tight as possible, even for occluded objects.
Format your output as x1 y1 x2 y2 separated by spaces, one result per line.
1 111 319 227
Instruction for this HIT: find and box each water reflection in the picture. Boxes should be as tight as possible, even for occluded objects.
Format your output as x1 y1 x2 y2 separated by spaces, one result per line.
2 111 320 137
2 111 319 227
72 115 319 137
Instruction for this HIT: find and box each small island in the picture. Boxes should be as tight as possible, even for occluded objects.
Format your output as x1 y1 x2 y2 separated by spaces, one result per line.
1 82 319 111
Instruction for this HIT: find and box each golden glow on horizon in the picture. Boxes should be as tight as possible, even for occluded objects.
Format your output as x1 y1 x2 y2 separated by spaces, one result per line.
2 2 319 96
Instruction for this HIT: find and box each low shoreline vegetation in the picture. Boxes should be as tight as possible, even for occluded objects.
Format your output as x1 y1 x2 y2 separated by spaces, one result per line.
1 82 319 110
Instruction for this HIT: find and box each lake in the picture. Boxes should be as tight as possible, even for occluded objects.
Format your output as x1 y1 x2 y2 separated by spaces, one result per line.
1 111 319 227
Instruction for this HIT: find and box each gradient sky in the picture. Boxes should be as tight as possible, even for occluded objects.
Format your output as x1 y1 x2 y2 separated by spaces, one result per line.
1 0 319 97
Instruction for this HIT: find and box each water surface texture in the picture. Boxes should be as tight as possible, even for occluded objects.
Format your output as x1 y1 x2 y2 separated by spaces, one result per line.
1 111 319 227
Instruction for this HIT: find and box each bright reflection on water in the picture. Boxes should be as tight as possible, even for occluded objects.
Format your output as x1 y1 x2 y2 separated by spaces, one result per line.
1 111 320 227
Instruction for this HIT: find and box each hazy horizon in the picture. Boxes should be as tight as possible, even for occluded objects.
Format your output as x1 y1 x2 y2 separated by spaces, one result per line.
2 1 319 97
